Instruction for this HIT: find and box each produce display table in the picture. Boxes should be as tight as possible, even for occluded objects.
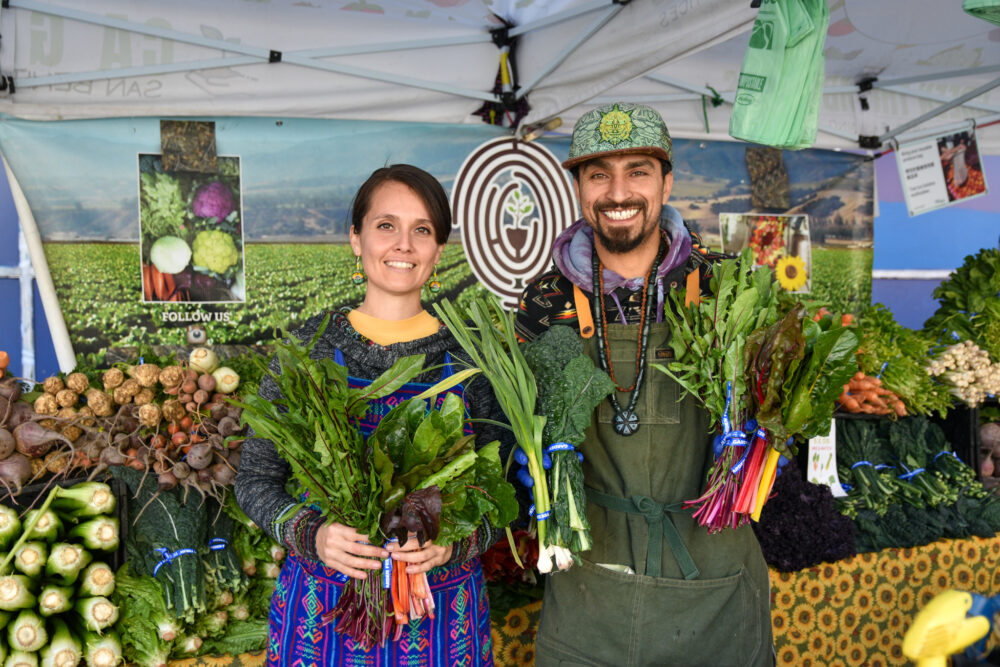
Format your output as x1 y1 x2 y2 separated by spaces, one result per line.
488 535 1000 667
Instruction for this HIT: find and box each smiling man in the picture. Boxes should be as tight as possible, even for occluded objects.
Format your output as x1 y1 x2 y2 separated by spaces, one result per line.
516 103 774 667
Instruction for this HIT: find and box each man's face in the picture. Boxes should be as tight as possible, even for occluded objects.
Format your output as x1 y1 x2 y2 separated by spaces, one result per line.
574 154 673 254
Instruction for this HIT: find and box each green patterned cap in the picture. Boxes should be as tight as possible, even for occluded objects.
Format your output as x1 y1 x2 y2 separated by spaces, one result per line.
563 102 672 170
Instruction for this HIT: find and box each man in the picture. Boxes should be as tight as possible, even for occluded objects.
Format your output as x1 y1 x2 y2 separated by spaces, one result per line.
516 102 773 666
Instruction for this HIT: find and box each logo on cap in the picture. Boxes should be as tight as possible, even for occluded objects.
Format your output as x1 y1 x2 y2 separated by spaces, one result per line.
599 104 634 145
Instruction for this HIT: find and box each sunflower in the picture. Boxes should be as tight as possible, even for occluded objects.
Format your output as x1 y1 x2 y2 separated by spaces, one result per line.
794 603 817 632
953 563 974 588
875 583 896 609
817 608 839 633
777 645 801 666
832 572 856 604
774 254 808 291
859 621 880 649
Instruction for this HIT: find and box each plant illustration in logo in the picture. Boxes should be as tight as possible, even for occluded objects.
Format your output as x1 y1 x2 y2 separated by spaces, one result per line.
503 186 536 254
747 215 786 268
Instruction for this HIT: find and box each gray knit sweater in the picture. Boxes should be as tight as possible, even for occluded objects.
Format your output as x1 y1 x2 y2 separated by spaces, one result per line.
234 309 513 566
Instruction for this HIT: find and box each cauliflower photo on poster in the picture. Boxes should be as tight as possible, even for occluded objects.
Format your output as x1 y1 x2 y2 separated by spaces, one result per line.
137 154 246 303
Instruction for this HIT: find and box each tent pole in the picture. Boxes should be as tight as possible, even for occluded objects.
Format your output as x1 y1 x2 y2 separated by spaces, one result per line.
517 4 624 99
16 57 261 90
1 156 75 374
296 34 491 58
509 0 612 36
10 0 274 59
873 64 1000 89
878 75 1000 144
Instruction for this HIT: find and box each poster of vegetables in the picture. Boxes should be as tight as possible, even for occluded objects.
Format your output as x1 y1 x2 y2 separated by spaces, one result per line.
138 154 245 303
719 213 811 293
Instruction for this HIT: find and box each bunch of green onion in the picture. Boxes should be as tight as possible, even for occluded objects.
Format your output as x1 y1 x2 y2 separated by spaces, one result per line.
434 297 573 572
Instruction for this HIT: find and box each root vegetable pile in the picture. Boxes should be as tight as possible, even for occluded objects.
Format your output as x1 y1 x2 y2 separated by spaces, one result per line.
0 346 246 504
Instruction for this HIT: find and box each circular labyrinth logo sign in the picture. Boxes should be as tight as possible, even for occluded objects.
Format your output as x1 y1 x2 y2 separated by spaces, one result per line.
452 137 578 309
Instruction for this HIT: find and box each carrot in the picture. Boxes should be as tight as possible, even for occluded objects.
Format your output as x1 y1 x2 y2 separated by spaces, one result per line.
0 350 10 371
163 271 176 299
393 562 408 625
841 313 854 326
151 265 166 300
838 391 861 412
142 264 153 300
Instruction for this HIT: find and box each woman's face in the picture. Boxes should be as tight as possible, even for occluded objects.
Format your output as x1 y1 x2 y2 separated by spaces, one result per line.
350 180 443 306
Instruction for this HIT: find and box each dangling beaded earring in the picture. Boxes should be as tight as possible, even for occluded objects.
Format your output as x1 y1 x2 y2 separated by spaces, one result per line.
428 266 441 294
351 256 365 286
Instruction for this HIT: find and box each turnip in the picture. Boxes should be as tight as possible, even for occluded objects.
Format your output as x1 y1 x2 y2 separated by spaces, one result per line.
189 348 219 375
14 421 70 458
0 427 14 459
7 401 33 429
197 373 216 393
186 443 213 470
210 461 235 486
211 367 240 394
0 452 32 494
217 417 240 438
982 422 1000 453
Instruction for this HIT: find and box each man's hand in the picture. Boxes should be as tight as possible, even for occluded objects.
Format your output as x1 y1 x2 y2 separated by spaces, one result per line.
387 533 454 574
315 522 389 580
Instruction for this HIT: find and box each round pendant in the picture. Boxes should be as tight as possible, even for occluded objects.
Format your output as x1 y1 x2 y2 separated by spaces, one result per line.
613 410 639 436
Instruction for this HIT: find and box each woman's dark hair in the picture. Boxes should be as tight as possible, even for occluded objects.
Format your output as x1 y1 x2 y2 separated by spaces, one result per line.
350 164 451 244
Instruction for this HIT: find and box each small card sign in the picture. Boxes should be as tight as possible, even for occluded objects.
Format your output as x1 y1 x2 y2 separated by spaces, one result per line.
896 123 988 216
807 420 846 497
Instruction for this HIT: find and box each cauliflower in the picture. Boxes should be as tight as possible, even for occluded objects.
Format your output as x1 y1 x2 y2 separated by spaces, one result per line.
192 230 239 275
192 181 237 221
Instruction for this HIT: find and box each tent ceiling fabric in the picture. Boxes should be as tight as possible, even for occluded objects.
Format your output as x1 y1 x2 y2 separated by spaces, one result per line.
0 0 753 125
0 0 998 153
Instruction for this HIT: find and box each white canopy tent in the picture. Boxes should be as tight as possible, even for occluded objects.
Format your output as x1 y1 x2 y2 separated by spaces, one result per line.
0 0 998 153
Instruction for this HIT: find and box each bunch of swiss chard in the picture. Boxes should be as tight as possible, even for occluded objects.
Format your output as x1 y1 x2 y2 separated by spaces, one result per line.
654 249 860 532
521 325 615 561
368 392 517 637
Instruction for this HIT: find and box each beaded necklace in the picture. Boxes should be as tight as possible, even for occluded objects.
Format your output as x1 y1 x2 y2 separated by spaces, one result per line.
591 236 666 437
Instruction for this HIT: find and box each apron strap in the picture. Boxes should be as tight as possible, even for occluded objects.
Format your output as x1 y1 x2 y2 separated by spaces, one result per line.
334 348 346 367
573 284 595 339
585 486 700 580
685 266 701 307
441 351 455 380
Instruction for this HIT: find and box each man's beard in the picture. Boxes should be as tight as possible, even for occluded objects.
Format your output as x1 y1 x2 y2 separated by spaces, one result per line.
590 201 659 254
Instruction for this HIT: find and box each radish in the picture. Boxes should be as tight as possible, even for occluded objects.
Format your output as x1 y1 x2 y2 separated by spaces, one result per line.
13 421 70 458
0 452 32 494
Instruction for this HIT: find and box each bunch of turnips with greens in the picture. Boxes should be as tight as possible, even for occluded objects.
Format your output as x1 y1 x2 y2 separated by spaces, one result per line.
653 248 860 532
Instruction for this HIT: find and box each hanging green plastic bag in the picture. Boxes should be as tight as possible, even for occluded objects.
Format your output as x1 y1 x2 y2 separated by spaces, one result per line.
964 0 1000 26
729 0 829 149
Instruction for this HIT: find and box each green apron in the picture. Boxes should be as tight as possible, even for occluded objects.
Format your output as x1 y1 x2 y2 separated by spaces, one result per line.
534 320 774 667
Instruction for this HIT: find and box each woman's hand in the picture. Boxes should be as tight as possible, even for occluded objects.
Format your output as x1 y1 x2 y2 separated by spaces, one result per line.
387 533 454 574
315 523 389 580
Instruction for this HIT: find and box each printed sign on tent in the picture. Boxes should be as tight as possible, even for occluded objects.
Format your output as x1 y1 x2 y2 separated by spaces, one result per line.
895 123 989 216
138 154 246 305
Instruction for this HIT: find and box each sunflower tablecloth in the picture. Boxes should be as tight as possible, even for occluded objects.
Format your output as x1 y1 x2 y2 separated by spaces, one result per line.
166 535 1000 666
487 535 1000 667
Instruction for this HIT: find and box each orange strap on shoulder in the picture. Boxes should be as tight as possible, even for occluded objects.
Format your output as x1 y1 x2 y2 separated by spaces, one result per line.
685 267 701 307
573 284 595 339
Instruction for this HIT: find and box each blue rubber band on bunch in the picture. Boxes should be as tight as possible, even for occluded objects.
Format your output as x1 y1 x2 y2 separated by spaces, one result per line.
547 441 584 463
874 464 895 472
933 450 960 462
841 483 854 491
528 503 535 517
851 460 873 469
535 511 551 521
898 467 925 481
208 538 228 551
877 361 889 379
382 540 395 589
152 547 198 576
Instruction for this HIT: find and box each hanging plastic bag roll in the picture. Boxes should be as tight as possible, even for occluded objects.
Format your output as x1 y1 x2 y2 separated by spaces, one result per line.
729 0 829 149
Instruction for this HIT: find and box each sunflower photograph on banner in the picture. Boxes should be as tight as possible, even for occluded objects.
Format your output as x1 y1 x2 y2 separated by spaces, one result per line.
720 213 811 293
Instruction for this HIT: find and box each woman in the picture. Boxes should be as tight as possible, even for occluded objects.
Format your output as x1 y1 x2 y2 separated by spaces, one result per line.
235 164 509 666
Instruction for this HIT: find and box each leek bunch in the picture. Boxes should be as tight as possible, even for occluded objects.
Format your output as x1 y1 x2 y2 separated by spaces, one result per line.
435 297 572 572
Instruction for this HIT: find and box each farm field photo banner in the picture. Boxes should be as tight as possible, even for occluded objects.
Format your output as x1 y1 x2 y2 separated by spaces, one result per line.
0 115 873 355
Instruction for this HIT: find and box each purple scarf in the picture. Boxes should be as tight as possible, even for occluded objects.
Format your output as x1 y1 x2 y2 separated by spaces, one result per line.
552 205 692 324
